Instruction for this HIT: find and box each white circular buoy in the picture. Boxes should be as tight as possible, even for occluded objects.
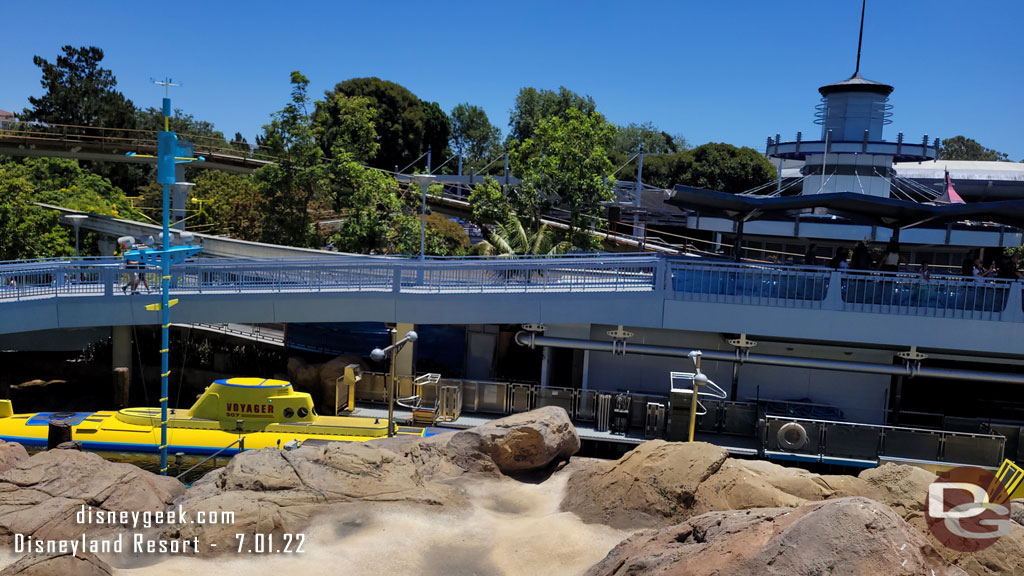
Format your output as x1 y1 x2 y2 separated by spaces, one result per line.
777 422 809 451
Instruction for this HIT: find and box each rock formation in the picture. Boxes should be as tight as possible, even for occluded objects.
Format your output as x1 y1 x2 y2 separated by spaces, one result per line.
0 450 183 544
162 406 579 552
0 551 112 576
586 497 967 576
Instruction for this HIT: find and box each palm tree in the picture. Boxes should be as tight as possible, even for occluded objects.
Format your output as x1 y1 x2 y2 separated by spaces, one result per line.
472 215 571 257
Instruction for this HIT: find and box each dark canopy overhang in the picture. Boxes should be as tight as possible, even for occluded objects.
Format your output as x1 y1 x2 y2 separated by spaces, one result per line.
665 185 1024 230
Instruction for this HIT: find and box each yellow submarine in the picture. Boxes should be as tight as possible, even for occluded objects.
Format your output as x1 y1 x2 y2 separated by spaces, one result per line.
0 377 432 455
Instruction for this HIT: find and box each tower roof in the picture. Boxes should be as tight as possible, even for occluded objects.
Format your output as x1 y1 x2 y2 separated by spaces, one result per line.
819 72 894 97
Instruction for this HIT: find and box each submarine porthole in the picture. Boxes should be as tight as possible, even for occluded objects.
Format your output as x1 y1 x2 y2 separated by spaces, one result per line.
284 408 294 418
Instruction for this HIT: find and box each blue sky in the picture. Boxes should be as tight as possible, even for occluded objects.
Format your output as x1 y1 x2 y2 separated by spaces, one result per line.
1 0 1021 160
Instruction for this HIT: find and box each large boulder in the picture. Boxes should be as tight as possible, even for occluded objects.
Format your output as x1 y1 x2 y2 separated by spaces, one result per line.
444 406 580 473
856 463 937 518
561 440 728 529
0 450 184 544
1012 499 1024 526
586 497 967 576
0 551 112 576
0 442 28 475
692 458 836 513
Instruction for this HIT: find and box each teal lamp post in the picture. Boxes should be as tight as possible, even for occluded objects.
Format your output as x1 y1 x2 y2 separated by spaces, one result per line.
124 80 203 474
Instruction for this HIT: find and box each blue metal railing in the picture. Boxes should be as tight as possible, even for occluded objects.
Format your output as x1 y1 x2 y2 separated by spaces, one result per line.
666 258 1023 322
2 255 1022 323
0 254 661 302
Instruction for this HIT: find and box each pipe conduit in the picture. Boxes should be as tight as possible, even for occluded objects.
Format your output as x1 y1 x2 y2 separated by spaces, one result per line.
514 332 1024 385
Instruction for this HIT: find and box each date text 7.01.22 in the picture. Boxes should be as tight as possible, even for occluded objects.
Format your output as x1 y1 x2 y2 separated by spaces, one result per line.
234 533 305 554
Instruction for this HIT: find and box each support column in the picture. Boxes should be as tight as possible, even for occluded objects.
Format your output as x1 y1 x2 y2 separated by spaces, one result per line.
112 325 132 374
394 323 416 378
581 350 590 390
540 346 551 388
112 325 132 406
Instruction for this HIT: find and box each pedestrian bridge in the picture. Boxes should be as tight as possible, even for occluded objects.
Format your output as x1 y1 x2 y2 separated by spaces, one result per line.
1 254 1021 355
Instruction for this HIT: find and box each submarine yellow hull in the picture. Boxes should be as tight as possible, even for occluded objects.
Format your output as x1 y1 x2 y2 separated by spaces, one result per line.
0 377 432 455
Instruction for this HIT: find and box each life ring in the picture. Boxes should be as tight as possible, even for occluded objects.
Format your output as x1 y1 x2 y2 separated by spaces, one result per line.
777 422 809 451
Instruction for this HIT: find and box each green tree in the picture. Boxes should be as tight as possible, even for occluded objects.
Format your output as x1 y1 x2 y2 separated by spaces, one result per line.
611 122 686 163
135 107 227 141
940 136 1011 162
330 77 426 171
23 46 145 193
0 176 71 261
0 158 138 259
420 100 451 172
312 93 379 163
23 46 136 130
508 86 596 143
330 162 407 253
617 142 776 193
684 143 776 193
468 177 511 224
472 215 570 257
424 213 469 255
450 103 501 162
253 71 329 247
230 132 250 154
512 108 615 249
184 172 262 240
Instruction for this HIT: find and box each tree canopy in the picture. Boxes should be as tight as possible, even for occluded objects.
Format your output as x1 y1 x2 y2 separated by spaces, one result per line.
512 108 615 249
618 142 776 193
312 92 379 163
940 136 1012 162
508 86 596 143
0 158 138 260
611 122 686 161
450 103 501 162
330 77 426 171
253 71 329 247
23 46 136 130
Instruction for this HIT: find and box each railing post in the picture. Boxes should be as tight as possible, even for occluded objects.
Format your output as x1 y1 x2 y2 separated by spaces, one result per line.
392 266 402 293
658 257 670 293
1006 281 1024 323
823 270 843 310
103 267 114 297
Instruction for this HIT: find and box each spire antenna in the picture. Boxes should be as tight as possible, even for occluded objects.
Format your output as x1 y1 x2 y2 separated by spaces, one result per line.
854 0 867 75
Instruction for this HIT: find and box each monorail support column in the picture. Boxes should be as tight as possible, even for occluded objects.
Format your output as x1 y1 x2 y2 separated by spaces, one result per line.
112 325 132 405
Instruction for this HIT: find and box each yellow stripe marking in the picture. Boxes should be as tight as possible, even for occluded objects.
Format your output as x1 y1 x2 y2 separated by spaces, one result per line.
159 349 169 353
161 371 171 377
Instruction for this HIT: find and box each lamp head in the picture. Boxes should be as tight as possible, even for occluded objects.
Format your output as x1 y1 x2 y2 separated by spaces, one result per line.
370 348 386 362
405 330 418 342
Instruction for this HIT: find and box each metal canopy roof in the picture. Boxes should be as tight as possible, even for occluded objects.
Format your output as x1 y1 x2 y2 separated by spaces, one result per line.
665 185 1024 230
818 72 894 96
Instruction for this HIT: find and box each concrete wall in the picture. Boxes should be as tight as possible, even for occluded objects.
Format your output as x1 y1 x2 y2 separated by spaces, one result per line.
581 324 891 424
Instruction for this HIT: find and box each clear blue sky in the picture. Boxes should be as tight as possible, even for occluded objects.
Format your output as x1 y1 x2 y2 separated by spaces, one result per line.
1 0 1021 160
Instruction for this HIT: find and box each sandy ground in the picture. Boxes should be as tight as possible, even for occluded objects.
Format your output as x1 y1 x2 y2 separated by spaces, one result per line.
67 472 626 576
